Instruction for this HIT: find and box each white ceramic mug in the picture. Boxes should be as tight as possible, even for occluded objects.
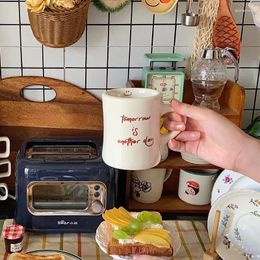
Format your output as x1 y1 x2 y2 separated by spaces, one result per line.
102 88 179 170
0 137 10 158
131 168 172 203
0 183 8 201
178 169 218 205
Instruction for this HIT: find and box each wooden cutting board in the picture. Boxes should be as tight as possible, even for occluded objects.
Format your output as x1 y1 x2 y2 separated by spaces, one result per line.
0 76 103 191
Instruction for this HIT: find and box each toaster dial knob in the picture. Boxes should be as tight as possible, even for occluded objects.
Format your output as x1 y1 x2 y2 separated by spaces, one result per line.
91 200 104 214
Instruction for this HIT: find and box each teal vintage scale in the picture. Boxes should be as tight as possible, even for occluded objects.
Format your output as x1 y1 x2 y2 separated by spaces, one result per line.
142 53 185 104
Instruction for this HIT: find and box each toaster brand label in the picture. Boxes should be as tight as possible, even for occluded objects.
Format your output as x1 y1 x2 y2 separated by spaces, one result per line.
58 220 78 225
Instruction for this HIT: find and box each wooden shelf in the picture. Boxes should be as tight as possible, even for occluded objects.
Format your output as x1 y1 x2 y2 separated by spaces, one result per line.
125 79 245 215
127 194 210 214
155 151 220 169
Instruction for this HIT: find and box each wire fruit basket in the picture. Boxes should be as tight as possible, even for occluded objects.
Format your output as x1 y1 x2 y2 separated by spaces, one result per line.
27 0 90 48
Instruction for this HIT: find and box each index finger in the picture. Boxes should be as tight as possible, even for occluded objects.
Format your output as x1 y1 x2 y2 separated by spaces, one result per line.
171 99 208 121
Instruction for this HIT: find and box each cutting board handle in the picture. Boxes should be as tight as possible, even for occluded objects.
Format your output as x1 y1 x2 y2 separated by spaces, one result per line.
0 76 100 104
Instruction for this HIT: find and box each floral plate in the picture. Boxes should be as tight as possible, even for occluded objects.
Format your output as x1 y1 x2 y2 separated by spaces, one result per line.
211 169 243 205
207 190 260 259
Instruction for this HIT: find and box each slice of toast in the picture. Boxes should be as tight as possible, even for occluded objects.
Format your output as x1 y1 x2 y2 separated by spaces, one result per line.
9 253 65 260
105 222 173 257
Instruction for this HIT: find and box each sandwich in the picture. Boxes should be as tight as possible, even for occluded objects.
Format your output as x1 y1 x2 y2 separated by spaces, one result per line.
9 253 65 260
101 207 173 257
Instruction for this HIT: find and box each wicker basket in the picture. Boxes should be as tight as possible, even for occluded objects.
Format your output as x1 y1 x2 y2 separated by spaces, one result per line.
27 0 90 48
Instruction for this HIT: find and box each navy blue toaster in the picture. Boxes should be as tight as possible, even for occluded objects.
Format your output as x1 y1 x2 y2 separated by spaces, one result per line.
15 138 117 233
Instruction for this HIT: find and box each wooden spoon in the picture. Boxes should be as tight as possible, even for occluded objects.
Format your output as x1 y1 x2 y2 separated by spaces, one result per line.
212 0 241 59
203 210 221 260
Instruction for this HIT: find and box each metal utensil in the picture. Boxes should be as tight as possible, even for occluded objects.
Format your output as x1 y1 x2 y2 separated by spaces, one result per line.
181 0 200 26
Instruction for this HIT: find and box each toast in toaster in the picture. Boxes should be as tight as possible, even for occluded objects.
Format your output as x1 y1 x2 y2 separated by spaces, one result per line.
9 253 65 260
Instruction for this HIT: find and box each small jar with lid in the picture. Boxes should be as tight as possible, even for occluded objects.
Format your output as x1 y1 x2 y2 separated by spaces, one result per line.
2 224 25 253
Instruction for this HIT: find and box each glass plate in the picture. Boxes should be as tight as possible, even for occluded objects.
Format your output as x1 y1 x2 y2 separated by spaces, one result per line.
95 220 181 260
27 249 83 260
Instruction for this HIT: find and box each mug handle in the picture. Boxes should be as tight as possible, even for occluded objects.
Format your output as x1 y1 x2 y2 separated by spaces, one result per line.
0 183 8 201
0 159 11 178
0 137 10 158
164 169 172 183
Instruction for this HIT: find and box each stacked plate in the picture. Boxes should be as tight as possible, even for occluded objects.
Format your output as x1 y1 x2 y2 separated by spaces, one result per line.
211 169 260 205
208 170 260 259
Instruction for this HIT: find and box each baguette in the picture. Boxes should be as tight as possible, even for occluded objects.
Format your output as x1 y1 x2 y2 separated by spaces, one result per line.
9 253 65 260
102 208 174 257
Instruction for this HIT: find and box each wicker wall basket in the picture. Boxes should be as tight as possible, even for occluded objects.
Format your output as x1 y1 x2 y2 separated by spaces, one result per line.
27 0 90 48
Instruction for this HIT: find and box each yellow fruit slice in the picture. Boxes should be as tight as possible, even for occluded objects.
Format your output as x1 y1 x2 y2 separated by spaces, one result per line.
134 232 170 248
118 207 133 220
102 211 129 227
143 228 172 245
109 209 130 225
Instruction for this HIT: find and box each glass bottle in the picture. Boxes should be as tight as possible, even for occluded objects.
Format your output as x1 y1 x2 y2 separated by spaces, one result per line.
191 47 238 111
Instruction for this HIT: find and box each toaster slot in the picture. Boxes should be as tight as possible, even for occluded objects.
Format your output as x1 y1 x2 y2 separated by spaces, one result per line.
26 142 98 160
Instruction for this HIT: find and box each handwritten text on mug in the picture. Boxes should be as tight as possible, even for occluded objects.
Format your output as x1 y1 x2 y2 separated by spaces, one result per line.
117 114 154 147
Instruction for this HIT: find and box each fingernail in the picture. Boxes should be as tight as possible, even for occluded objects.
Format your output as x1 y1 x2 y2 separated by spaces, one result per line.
175 123 184 130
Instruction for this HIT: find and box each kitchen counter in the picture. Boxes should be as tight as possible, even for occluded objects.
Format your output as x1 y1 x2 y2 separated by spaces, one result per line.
0 218 210 259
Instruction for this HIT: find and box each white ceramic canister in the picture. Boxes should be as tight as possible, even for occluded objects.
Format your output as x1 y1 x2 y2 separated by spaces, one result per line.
178 169 219 205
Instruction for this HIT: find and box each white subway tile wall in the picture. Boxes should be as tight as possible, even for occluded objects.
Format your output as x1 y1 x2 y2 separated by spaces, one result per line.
0 0 259 129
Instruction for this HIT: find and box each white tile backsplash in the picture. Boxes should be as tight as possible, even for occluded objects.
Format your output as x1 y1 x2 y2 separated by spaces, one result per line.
109 26 130 46
240 47 260 67
255 90 260 109
245 89 257 109
131 26 152 46
87 26 108 47
239 69 258 89
154 9 176 24
23 69 43 76
242 110 253 129
44 48 64 68
0 1 259 127
0 26 20 46
0 2 19 24
65 69 85 88
87 69 106 89
20 3 29 24
175 26 196 47
1 69 21 78
87 47 107 67
109 47 129 67
21 25 42 47
232 2 245 24
130 46 151 67
44 69 65 80
108 69 128 88
110 4 131 24
87 3 108 24
22 47 42 67
153 25 175 47
242 26 260 46
64 47 85 67
132 3 153 24
0 47 21 67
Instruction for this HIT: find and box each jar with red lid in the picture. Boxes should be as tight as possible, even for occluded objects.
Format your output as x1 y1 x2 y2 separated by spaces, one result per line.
2 224 25 253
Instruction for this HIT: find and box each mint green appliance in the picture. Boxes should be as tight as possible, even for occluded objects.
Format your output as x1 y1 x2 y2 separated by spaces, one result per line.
142 53 185 104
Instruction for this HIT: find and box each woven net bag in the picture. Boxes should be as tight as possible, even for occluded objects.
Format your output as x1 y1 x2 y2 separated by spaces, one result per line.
28 0 90 48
